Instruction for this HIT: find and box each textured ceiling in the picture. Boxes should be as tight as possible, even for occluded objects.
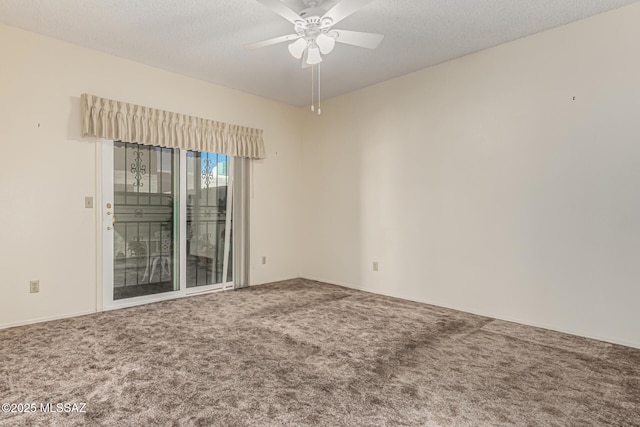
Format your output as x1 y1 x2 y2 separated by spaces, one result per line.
1 0 638 106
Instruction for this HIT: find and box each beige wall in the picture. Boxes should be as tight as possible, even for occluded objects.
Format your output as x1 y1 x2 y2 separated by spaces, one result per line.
0 24 303 327
2 2 640 348
300 3 640 348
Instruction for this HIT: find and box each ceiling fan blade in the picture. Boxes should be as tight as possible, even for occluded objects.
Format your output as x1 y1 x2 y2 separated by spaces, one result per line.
321 0 374 25
246 34 301 50
256 0 304 24
332 30 384 49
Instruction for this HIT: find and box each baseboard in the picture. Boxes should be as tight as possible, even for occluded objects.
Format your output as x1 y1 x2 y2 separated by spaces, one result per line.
250 276 301 286
4 277 637 350
0 309 97 331
301 275 640 350
0 278 293 330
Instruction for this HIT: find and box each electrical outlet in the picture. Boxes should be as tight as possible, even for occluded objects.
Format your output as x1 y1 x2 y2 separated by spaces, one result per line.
85 197 93 208
30 280 40 293
373 262 379 272
262 256 267 265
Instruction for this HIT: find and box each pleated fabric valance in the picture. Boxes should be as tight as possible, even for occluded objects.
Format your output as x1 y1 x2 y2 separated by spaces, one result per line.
81 93 266 159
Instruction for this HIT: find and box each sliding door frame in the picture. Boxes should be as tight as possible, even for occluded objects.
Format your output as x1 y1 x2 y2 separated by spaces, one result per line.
184 152 235 296
100 139 234 311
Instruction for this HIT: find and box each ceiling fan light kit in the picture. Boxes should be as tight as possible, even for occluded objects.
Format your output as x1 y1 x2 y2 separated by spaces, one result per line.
288 38 308 58
248 0 384 113
306 46 323 65
316 33 336 54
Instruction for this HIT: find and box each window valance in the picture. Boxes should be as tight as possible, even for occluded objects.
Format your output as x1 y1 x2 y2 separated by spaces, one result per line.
81 93 266 159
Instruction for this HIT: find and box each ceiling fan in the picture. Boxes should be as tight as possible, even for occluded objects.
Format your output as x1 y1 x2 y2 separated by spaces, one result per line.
246 0 384 67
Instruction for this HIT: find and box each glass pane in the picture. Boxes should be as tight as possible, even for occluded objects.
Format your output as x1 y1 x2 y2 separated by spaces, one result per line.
186 152 231 288
113 141 177 300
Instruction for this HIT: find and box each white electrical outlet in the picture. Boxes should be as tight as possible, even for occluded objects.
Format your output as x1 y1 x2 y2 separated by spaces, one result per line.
30 280 40 293
373 262 379 272
262 256 267 265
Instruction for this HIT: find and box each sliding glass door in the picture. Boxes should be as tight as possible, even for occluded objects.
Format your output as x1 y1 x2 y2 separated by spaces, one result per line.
186 152 232 289
102 140 234 309
111 142 178 300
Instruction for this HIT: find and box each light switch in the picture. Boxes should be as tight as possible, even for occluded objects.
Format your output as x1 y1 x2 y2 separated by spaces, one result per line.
85 197 94 208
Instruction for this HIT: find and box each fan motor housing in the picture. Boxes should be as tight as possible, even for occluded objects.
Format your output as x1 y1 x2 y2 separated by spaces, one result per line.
300 6 327 19
302 0 325 7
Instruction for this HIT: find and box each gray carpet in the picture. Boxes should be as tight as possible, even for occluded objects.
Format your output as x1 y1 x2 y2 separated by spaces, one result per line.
1 279 638 426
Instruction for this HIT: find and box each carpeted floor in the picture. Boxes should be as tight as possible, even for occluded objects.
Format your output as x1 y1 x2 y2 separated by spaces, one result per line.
1 279 639 426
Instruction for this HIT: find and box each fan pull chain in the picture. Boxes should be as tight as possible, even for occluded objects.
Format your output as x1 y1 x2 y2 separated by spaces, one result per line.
311 64 315 112
317 63 321 115
309 63 322 115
